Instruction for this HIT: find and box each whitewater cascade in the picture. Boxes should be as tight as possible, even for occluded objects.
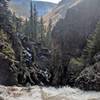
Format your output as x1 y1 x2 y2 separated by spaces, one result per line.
0 85 100 100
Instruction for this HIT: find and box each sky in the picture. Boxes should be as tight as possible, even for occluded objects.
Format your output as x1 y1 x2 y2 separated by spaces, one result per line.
33 0 61 3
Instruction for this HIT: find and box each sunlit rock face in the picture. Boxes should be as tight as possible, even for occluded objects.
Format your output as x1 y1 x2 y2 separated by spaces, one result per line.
0 85 100 100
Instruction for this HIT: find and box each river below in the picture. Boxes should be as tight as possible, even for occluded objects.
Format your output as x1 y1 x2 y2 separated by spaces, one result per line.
0 85 100 100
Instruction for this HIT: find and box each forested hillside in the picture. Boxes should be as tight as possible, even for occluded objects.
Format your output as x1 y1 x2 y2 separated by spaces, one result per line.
0 0 100 92
9 0 56 17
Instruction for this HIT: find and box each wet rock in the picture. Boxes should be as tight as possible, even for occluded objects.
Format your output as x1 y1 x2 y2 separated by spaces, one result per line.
23 49 33 66
94 53 100 62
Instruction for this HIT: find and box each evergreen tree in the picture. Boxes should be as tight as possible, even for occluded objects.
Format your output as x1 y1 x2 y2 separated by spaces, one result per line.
94 22 100 52
0 0 12 30
29 0 34 40
33 4 37 41
46 19 52 48
40 16 45 45
29 1 38 41
16 17 22 33
23 18 30 37
12 12 16 31
83 21 100 64
12 12 22 33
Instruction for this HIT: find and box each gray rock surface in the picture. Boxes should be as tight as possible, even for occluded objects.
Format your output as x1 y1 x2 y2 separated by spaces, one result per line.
0 53 17 86
67 58 84 85
75 62 100 91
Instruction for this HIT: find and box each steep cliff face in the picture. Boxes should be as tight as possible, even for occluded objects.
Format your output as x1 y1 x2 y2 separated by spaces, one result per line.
43 0 79 27
49 0 100 88
51 0 100 55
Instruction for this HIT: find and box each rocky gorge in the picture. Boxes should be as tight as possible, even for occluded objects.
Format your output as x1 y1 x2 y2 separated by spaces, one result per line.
1 1 100 99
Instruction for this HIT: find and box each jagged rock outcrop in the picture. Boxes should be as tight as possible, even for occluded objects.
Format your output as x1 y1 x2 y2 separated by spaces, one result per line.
0 30 18 86
22 40 51 86
0 53 17 85
75 62 100 91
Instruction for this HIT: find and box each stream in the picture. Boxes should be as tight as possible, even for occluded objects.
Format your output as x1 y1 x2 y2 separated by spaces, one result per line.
0 85 100 100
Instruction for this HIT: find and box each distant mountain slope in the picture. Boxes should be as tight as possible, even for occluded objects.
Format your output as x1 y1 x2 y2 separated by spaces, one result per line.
9 0 56 17
32 1 57 16
43 0 78 27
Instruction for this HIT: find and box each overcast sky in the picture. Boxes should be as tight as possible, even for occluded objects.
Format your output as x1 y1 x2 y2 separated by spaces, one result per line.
33 0 61 3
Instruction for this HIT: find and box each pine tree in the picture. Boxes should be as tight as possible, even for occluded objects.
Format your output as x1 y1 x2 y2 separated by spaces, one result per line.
12 12 22 33
23 18 30 37
40 16 45 45
33 4 38 41
83 21 100 64
0 0 11 30
29 0 34 40
12 12 16 31
46 19 52 48
29 1 38 41
94 22 100 52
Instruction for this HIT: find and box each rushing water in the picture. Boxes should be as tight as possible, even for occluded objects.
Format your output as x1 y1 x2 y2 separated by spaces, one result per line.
0 85 100 100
